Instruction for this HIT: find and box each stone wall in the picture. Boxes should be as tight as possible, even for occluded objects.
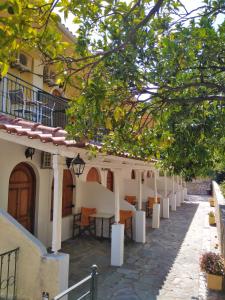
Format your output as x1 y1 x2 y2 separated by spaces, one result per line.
187 178 212 195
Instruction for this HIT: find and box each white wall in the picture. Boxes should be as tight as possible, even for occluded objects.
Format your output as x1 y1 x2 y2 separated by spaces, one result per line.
76 181 136 237
0 209 69 300
0 139 74 247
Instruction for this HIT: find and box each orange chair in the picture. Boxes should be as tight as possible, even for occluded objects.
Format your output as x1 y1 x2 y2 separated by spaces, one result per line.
124 196 137 206
73 207 96 238
120 210 133 240
146 197 160 217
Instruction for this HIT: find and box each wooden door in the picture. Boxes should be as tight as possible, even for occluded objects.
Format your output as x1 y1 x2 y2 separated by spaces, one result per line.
107 170 114 192
8 163 36 233
62 170 74 217
86 167 101 183
51 169 74 219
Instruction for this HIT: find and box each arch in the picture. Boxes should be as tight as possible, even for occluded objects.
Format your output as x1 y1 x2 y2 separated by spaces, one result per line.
131 169 136 180
86 167 101 183
147 171 150 178
107 170 114 192
8 162 36 233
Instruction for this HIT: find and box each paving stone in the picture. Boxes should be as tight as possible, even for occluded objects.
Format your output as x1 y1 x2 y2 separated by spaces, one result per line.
63 195 225 300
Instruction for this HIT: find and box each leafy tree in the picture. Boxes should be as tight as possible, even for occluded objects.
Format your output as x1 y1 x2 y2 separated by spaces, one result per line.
0 0 225 179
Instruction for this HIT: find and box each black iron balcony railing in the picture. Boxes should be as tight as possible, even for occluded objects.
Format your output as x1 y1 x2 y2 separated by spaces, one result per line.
0 73 68 128
0 247 19 300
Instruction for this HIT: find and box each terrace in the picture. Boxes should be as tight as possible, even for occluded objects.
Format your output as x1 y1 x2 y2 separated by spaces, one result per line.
0 73 68 128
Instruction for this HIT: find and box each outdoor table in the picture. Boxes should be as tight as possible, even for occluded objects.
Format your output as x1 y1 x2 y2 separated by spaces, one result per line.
90 212 114 239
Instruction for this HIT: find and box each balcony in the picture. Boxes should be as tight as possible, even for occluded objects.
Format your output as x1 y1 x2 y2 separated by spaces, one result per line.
0 73 68 128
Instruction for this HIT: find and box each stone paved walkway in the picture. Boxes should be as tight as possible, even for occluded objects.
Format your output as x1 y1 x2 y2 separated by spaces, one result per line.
62 195 225 300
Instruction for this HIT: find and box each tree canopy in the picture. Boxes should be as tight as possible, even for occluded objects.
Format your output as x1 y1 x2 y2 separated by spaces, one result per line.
0 0 225 179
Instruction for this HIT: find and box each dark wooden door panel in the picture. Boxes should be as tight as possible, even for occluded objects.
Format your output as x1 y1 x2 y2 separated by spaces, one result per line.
8 163 35 233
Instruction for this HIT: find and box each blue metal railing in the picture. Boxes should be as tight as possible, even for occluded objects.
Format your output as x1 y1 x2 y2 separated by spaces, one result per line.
0 73 68 128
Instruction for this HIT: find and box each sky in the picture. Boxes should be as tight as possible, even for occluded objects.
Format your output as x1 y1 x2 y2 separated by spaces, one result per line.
56 0 224 34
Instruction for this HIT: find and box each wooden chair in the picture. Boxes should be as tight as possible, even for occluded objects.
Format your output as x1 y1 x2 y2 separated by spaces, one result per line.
145 197 160 217
120 210 133 240
124 195 137 206
73 207 96 238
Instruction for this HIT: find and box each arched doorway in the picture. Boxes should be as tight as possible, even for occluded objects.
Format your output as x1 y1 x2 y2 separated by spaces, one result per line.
8 163 36 233
107 170 114 192
86 167 101 183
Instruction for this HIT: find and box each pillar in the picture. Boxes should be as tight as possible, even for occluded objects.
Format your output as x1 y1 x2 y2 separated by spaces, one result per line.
171 175 176 211
101 168 107 187
52 154 64 253
135 170 146 243
111 168 124 266
163 171 169 218
152 171 160 228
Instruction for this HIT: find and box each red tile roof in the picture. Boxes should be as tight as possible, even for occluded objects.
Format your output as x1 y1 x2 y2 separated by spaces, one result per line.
0 115 85 147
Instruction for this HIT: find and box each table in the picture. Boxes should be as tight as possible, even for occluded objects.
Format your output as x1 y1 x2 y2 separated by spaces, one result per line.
90 213 114 239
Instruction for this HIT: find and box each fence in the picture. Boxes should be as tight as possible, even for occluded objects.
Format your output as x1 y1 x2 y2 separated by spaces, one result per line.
0 247 19 300
44 265 98 300
0 73 68 128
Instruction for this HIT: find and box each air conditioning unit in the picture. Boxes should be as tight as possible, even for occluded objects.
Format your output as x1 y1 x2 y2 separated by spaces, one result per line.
11 53 33 72
41 152 52 169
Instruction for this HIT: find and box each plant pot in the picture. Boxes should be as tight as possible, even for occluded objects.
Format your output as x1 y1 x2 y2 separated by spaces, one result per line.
207 273 223 290
209 215 215 225
210 200 215 207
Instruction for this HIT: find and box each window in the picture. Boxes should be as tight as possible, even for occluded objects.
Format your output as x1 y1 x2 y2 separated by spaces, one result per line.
19 53 28 66
131 170 136 179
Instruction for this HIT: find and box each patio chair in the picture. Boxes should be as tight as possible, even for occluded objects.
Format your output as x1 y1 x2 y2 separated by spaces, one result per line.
8 89 38 120
124 195 137 206
72 207 96 238
145 196 160 217
120 210 133 241
37 92 56 126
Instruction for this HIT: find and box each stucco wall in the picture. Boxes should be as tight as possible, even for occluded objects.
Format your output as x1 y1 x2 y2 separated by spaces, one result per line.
0 210 69 300
0 139 74 247
212 181 225 258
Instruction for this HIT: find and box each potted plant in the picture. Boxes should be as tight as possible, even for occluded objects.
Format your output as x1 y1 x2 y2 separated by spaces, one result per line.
200 252 225 290
209 198 215 207
208 211 216 225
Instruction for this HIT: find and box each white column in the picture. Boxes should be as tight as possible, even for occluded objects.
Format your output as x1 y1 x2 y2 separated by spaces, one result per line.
52 154 64 253
180 178 184 203
176 176 181 207
137 170 142 211
101 169 107 187
171 175 176 211
113 169 120 224
152 171 160 228
135 170 146 243
111 168 124 266
163 171 169 218
184 181 188 199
